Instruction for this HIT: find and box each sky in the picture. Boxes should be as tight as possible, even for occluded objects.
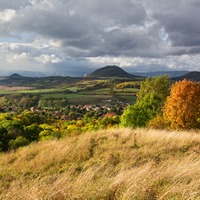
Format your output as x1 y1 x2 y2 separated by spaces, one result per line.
0 0 200 76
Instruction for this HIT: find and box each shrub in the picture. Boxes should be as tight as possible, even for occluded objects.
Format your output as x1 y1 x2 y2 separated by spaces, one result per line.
147 115 167 129
39 130 61 140
9 136 30 150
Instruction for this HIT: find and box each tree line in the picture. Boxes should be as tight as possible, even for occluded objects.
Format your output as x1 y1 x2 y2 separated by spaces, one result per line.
121 76 200 130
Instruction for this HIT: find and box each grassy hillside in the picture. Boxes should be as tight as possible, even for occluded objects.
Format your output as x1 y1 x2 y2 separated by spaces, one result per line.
0 128 200 199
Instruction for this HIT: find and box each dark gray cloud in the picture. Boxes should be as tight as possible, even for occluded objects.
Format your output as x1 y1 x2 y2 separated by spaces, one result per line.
10 0 148 57
152 0 200 48
0 0 30 11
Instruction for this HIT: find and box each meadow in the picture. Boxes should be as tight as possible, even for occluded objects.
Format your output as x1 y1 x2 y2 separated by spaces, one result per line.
0 128 199 199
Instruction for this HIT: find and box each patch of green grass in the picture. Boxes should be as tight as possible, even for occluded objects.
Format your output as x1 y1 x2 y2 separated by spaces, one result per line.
116 95 137 103
65 87 80 91
21 88 69 94
0 90 14 95
40 92 136 105
41 93 69 99
79 88 110 95
114 88 139 93
65 94 114 104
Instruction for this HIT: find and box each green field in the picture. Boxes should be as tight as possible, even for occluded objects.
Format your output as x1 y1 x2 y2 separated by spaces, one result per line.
40 93 136 105
0 77 139 105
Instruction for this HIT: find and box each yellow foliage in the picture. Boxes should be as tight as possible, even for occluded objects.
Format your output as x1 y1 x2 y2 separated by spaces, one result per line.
163 80 200 129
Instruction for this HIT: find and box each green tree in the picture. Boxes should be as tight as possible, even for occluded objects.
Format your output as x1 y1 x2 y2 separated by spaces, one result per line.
16 110 46 125
121 93 162 127
121 75 170 128
23 125 42 142
138 75 170 101
0 120 23 139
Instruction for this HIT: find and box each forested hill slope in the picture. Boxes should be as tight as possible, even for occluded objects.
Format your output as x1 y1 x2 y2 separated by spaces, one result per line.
172 71 200 81
0 128 200 199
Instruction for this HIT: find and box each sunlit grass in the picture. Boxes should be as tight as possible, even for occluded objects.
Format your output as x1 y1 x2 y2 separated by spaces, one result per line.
0 128 200 199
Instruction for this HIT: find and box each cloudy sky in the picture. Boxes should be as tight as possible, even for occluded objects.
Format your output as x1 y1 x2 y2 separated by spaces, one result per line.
0 0 200 76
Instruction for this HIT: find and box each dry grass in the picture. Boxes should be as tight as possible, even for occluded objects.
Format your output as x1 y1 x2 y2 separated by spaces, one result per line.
0 128 200 199
0 85 35 91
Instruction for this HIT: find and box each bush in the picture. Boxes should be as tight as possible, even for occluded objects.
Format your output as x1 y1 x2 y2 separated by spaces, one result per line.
39 130 61 140
23 125 42 141
9 136 30 150
147 115 167 129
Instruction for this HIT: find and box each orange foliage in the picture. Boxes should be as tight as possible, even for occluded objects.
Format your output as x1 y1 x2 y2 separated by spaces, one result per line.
163 80 200 129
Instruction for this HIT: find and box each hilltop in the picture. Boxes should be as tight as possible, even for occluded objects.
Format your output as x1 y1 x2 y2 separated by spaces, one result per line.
0 128 200 199
9 73 22 77
172 71 200 81
87 65 143 79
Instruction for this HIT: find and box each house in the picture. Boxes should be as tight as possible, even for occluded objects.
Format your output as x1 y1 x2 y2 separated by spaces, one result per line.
104 112 116 118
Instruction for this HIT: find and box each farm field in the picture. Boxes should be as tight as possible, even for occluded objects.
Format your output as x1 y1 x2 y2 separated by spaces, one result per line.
0 77 139 105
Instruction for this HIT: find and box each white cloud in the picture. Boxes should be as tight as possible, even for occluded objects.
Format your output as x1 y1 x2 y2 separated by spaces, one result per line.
6 52 31 64
13 52 29 61
35 54 61 64
0 9 16 23
87 56 144 68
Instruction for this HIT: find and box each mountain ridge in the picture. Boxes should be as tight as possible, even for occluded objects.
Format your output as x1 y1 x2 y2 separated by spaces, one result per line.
172 71 200 81
131 70 189 78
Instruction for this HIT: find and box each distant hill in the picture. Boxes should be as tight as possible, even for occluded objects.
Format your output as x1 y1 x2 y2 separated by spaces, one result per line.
9 73 22 77
87 65 142 79
172 71 200 81
0 74 84 88
132 70 189 78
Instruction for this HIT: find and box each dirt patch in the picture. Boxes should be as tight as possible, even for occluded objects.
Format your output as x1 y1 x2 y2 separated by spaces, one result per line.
0 85 35 91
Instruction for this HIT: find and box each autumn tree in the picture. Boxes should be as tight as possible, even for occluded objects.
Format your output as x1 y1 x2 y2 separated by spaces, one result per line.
163 80 200 129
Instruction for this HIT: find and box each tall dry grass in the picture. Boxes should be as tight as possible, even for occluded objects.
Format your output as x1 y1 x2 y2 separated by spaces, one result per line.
0 128 200 199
